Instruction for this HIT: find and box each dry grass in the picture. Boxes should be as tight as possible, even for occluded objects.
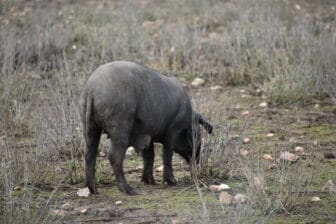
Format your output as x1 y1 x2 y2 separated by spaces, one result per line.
0 0 335 223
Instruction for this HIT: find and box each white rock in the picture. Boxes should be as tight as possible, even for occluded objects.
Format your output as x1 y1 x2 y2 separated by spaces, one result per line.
280 151 299 162
209 184 230 192
241 111 250 116
240 89 247 93
191 78 205 87
233 194 247 204
126 146 136 155
155 165 164 172
210 85 224 91
294 146 304 153
219 191 233 205
311 196 320 202
259 102 268 108
243 138 250 143
263 154 274 161
80 208 88 214
99 151 106 157
115 200 123 205
266 133 274 137
77 187 91 197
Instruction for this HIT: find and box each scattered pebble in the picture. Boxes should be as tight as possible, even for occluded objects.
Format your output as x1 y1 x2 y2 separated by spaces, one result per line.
243 137 250 143
210 85 224 91
266 133 274 137
219 191 233 205
241 111 250 116
191 78 205 87
240 89 247 93
80 208 88 214
311 196 320 202
294 146 304 153
99 151 106 157
126 146 136 156
115 201 123 205
259 102 268 108
209 184 230 192
77 187 91 197
13 186 21 191
280 151 299 162
155 165 164 172
263 154 274 161
295 4 301 10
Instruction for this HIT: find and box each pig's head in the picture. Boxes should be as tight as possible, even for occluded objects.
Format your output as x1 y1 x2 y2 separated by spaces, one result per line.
175 113 213 163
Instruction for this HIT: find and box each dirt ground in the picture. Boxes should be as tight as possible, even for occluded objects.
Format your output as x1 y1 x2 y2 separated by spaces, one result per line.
24 85 335 224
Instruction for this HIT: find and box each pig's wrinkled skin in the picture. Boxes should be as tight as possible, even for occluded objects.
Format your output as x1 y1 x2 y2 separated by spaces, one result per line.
78 61 213 195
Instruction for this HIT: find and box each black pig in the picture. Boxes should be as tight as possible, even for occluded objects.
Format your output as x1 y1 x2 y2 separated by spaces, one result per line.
78 61 212 195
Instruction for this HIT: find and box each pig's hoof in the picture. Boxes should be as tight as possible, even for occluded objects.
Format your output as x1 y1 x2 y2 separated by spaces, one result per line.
141 175 156 185
124 186 138 195
86 183 98 194
164 177 177 186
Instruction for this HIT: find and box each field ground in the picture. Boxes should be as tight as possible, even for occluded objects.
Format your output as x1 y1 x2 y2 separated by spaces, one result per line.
8 86 336 223
1 0 336 223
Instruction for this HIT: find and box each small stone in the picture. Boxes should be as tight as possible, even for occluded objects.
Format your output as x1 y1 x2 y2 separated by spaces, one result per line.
263 154 274 161
295 4 301 10
13 186 21 191
322 180 336 193
241 111 250 116
115 201 123 205
219 191 233 205
126 146 136 156
243 137 250 143
240 89 247 93
77 187 91 197
99 151 106 157
155 165 164 172
295 146 304 153
266 133 274 137
72 45 77 50
240 149 249 156
259 102 268 108
191 78 205 87
280 151 299 162
311 196 320 202
80 208 88 214
209 184 230 192
314 104 320 108
233 194 247 204
210 85 224 91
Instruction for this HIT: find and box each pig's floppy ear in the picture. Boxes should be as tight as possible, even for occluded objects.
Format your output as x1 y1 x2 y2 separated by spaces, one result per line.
196 113 213 134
